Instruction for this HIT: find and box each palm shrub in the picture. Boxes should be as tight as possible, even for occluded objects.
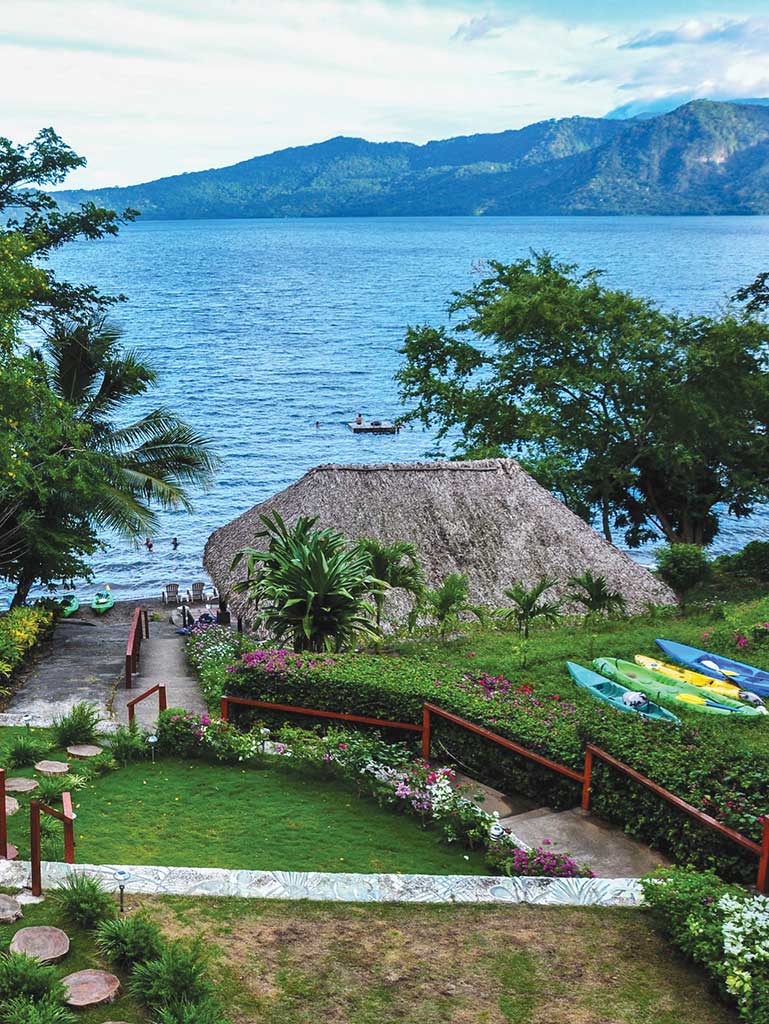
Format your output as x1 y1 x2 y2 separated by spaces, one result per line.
232 511 386 652
128 940 213 1012
95 914 164 967
4 734 49 767
420 573 476 637
0 953 65 1005
51 702 100 746
357 538 425 628
503 576 561 638
50 872 115 928
567 569 626 620
0 996 75 1024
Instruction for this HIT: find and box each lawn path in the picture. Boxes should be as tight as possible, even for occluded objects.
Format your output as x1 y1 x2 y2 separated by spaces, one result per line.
112 615 207 728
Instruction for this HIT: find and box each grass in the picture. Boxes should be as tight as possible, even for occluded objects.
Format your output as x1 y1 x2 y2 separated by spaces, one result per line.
130 895 739 1024
0 741 488 874
0 897 147 1023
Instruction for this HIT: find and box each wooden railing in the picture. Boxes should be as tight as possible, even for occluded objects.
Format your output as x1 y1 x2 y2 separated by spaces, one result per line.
0 769 15 861
127 683 168 726
125 606 149 689
223 693 769 891
30 793 76 897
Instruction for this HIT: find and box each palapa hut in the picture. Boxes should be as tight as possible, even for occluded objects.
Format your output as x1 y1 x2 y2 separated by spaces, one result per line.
204 458 676 623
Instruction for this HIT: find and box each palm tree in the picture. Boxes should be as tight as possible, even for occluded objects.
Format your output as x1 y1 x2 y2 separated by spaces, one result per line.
421 572 476 638
233 511 386 652
43 317 218 538
503 576 561 638
357 538 425 628
567 569 627 619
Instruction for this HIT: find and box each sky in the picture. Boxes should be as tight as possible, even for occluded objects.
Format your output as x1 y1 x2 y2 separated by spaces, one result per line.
3 0 769 188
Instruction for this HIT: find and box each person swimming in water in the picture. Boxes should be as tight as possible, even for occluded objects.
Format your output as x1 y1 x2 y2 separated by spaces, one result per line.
171 537 178 550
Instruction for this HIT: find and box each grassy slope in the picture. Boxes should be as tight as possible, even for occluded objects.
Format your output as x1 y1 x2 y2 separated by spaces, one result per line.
137 895 738 1024
1 744 487 875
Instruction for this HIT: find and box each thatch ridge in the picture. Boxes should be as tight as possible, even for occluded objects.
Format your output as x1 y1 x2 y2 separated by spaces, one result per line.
204 458 676 622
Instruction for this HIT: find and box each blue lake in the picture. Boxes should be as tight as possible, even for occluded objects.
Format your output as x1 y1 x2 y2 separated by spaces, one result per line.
16 215 769 601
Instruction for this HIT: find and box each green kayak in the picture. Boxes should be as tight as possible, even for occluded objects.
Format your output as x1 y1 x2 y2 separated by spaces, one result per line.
567 662 679 724
59 594 79 617
90 589 115 615
593 658 762 717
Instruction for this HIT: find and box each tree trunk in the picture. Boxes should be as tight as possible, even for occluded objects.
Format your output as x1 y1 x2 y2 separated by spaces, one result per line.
600 496 613 544
11 574 34 608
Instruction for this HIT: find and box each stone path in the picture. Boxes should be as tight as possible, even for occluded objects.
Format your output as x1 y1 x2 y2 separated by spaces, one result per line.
455 773 669 877
112 617 207 728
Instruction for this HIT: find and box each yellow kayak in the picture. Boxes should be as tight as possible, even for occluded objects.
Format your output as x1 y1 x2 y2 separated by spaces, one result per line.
635 655 744 700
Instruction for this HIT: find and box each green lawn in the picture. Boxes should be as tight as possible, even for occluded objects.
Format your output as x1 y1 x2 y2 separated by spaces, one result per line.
134 896 739 1024
0 897 147 1023
2 743 488 874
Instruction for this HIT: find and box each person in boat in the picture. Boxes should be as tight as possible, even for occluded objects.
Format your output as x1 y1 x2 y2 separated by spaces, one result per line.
355 413 363 425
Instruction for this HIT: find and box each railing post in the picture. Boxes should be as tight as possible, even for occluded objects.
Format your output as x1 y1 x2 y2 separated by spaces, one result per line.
581 747 593 812
62 793 75 864
128 702 135 728
124 653 132 690
758 817 769 894
143 608 150 638
0 769 7 860
158 684 167 714
421 705 431 761
30 801 42 897
220 697 229 723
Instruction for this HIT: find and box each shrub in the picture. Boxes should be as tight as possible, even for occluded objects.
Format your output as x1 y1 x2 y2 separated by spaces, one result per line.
128 941 213 1011
720 540 769 582
656 543 711 593
50 872 115 928
95 914 164 967
152 999 229 1024
3 734 49 767
0 607 53 683
0 997 75 1024
486 841 594 878
108 724 149 765
157 709 262 764
641 868 769 1023
51 702 100 747
0 953 65 1005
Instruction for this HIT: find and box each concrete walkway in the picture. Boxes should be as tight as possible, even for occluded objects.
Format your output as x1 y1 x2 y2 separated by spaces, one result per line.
112 618 207 728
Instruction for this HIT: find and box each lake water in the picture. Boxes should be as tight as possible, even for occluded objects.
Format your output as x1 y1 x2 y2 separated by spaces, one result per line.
14 215 769 602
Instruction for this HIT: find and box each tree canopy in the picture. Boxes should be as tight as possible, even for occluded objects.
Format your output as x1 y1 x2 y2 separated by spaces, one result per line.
397 253 769 547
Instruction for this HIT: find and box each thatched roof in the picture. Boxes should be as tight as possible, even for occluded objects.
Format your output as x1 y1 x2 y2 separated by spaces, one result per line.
204 458 676 622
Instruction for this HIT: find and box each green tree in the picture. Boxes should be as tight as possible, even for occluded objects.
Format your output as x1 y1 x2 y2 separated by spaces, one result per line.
357 538 425 628
233 512 386 652
503 576 561 638
567 570 626 619
397 253 769 547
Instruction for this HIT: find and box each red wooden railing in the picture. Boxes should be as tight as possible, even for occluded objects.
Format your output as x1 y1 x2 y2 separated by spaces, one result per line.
223 693 769 891
125 606 149 689
30 793 76 897
127 683 168 726
0 770 16 861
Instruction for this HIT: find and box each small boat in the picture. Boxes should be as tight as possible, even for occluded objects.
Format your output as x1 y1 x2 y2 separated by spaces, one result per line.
635 655 747 702
567 662 679 724
59 594 80 618
348 420 398 435
90 588 114 615
593 658 762 717
656 638 769 698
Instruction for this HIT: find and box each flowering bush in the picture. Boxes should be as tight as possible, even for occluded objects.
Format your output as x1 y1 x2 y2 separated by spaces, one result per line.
0 606 53 683
486 839 593 878
185 623 256 706
642 868 769 1023
157 708 263 764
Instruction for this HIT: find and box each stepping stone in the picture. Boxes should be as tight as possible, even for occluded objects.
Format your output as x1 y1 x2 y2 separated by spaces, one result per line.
4 797 18 817
5 777 38 794
10 925 70 963
34 760 70 776
63 969 120 1008
66 744 103 759
0 894 22 923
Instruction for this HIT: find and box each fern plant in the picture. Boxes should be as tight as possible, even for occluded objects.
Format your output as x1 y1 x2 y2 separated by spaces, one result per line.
51 702 100 746
0 953 65 1004
4 734 49 768
0 996 75 1024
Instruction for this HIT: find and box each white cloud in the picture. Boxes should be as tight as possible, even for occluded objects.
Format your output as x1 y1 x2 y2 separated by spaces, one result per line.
2 2 768 189
621 17 769 50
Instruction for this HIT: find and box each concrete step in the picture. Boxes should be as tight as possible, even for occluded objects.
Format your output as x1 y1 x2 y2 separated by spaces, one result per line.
452 772 538 818
501 807 670 877
499 807 554 826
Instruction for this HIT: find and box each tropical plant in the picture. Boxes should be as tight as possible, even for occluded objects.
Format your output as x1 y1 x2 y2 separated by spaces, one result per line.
128 940 213 1011
357 537 425 628
0 953 65 1004
503 576 561 638
50 872 115 928
420 573 476 637
95 914 164 967
232 511 386 652
0 997 75 1024
567 570 626 619
108 723 149 765
4 733 49 768
51 701 100 746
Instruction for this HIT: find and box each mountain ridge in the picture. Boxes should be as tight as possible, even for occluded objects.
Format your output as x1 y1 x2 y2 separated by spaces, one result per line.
51 100 769 218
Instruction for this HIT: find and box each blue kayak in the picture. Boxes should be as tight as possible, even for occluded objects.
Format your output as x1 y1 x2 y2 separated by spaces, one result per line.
656 638 769 698
566 662 680 724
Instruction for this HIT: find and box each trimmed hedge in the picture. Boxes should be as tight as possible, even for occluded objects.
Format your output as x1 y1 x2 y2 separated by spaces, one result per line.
217 648 769 883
